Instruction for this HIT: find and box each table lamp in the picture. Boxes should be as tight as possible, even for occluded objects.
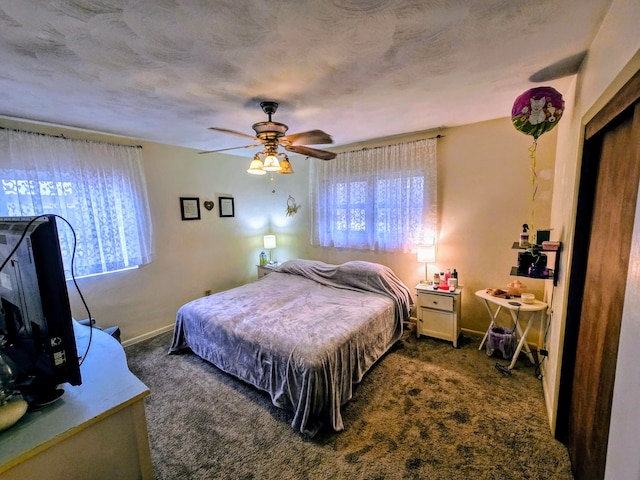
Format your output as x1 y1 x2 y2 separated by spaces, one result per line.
417 242 436 282
263 235 276 264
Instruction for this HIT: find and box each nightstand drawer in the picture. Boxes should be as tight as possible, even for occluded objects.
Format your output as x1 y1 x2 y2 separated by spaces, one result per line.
417 292 454 312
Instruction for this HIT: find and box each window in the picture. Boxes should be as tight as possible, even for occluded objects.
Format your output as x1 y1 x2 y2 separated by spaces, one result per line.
310 137 437 252
0 128 153 278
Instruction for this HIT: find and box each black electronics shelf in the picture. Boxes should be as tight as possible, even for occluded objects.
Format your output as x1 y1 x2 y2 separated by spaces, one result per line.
510 242 562 286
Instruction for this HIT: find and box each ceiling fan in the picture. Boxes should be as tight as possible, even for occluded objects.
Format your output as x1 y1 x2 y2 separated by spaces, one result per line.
199 101 337 164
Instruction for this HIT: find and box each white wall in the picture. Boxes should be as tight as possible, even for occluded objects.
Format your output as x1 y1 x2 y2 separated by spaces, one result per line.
540 0 640 477
608 180 640 480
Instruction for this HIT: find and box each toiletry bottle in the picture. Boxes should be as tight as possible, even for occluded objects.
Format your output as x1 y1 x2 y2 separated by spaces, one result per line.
444 269 451 283
433 272 440 286
449 269 459 290
519 224 530 247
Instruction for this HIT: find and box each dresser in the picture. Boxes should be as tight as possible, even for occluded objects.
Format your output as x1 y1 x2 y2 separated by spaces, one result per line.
0 323 152 479
415 285 462 347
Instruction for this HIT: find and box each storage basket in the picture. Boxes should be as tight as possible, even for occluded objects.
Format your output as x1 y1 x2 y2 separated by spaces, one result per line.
486 326 517 359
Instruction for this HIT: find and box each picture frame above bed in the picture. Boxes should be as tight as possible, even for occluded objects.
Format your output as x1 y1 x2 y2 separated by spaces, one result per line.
180 197 200 220
218 196 235 217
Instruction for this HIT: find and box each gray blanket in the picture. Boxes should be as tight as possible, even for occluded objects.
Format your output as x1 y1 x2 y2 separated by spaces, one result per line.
169 259 413 436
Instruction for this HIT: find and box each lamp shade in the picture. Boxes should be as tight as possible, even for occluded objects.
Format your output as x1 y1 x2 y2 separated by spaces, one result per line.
247 158 267 175
263 235 276 249
417 244 436 263
262 154 282 172
278 156 294 174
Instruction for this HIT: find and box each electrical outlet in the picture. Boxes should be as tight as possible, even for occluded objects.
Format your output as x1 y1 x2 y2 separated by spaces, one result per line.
540 349 549 357
204 289 212 296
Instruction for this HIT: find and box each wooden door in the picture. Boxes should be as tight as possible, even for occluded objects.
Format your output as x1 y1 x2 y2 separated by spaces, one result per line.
561 73 640 479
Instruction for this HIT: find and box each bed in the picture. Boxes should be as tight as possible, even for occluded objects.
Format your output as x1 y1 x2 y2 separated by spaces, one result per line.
169 259 413 437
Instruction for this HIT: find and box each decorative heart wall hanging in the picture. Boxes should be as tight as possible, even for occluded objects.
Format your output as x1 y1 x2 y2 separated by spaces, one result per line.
203 200 214 211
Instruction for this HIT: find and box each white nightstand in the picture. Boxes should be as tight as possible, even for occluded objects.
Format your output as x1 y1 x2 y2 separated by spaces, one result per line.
257 263 279 278
415 284 462 347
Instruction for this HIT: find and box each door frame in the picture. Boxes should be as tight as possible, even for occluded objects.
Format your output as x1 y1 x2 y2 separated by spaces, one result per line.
556 70 640 459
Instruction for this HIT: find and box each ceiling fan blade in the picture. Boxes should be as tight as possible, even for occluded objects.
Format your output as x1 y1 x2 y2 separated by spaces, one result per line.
281 130 333 146
198 144 260 154
208 127 258 141
284 145 336 160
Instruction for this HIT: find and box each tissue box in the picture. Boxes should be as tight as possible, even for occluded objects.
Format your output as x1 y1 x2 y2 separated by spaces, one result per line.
541 241 560 251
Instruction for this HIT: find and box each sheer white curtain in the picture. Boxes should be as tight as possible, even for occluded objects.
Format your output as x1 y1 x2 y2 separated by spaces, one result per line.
309 137 437 252
0 128 153 278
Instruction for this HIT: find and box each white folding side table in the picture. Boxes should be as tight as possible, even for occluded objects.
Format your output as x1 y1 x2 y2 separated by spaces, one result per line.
475 289 547 371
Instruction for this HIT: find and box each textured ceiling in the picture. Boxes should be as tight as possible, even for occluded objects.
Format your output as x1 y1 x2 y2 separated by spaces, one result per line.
0 0 612 155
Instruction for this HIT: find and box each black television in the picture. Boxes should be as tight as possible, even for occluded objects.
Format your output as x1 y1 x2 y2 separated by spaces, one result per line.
0 215 81 408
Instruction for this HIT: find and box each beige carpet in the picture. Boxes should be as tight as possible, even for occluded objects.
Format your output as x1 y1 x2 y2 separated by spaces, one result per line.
125 326 574 480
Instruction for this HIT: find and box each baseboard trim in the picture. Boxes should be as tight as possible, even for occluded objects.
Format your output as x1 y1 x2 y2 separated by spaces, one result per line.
122 324 174 348
461 327 485 337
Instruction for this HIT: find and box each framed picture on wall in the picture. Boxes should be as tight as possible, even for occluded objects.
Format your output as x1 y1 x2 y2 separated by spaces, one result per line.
218 196 234 217
180 197 201 220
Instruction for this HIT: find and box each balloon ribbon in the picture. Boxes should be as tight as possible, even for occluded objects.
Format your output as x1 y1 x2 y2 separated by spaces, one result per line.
528 139 538 231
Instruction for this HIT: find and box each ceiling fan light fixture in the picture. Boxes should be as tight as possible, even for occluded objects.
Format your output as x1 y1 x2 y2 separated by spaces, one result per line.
207 101 335 170
247 157 267 175
262 153 282 172
253 121 288 136
278 155 294 174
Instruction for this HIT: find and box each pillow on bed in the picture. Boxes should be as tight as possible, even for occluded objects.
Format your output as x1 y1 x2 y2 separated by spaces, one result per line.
338 260 397 284
278 259 400 287
276 259 413 320
276 258 335 276
336 260 413 312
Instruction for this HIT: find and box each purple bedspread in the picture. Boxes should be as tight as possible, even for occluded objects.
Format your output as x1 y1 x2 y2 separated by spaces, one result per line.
169 259 413 436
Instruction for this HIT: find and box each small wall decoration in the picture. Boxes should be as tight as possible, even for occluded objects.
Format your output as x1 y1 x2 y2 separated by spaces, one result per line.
218 196 235 217
180 197 200 220
203 200 214 211
285 195 300 217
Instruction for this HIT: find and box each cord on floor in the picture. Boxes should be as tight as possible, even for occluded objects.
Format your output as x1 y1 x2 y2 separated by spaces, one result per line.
495 362 512 375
